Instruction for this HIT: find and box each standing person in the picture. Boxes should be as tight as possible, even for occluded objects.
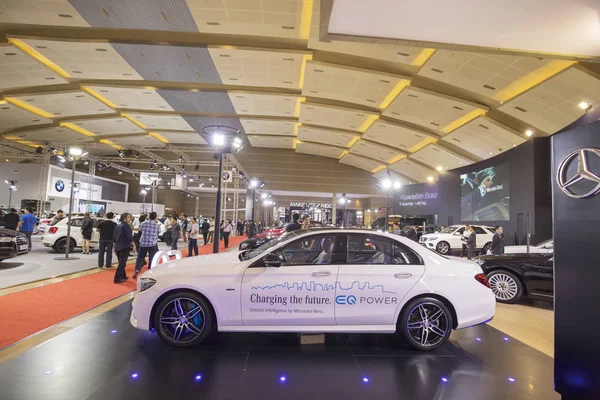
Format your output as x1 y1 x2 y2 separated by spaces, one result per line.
164 215 173 246
466 226 477 260
460 225 471 258
133 211 160 279
133 214 145 252
16 207 37 251
208 217 215 243
236 219 243 236
170 215 181 250
81 212 93 255
302 216 311 229
219 219 225 241
188 217 199 256
4 208 20 231
248 220 257 238
181 215 189 242
113 213 135 284
97 212 117 268
491 226 505 255
201 218 210 245
405 226 418 242
392 223 403 236
221 219 233 248
285 213 302 232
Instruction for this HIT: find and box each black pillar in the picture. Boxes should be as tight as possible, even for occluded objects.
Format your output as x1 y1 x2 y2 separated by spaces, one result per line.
552 117 600 400
213 151 223 254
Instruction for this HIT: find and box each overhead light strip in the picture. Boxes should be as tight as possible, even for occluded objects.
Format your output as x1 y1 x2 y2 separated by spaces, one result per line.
441 108 487 134
379 80 410 109
492 60 576 103
81 87 118 109
298 54 313 89
121 113 147 129
149 132 169 143
4 97 55 119
8 38 71 78
357 114 379 133
412 48 436 67
299 0 314 40
60 122 96 137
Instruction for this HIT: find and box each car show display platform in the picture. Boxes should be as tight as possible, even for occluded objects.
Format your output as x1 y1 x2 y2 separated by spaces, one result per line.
0 301 558 400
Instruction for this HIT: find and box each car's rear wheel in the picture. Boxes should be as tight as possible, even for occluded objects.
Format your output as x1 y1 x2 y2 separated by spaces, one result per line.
398 297 453 351
482 242 492 255
53 238 75 253
436 241 451 255
153 291 213 347
487 270 522 304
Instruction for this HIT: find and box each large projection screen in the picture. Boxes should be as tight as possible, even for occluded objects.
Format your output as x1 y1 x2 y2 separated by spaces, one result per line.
460 163 510 221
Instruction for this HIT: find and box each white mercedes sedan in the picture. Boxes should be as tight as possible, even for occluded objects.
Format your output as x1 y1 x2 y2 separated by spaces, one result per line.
130 228 495 351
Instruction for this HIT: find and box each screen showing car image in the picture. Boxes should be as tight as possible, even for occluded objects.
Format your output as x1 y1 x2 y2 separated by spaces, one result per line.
460 163 510 221
78 200 107 215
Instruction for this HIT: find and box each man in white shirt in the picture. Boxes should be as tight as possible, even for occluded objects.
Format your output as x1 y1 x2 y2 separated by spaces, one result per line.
188 217 199 256
461 225 471 258
222 219 233 248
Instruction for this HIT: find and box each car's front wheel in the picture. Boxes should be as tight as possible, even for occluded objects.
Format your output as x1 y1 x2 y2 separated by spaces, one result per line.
398 297 453 351
153 291 213 347
436 241 451 255
481 242 492 255
487 270 522 304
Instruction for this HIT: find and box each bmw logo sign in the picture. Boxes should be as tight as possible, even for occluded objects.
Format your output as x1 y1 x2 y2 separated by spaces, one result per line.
55 180 65 192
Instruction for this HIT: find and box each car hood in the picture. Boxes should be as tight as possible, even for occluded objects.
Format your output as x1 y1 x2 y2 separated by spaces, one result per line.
0 229 23 238
421 233 452 239
144 250 244 278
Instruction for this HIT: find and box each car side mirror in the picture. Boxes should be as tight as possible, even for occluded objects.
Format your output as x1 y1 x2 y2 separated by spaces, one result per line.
263 252 281 268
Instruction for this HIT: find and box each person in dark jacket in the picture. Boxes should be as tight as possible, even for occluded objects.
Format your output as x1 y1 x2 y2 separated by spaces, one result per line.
97 212 117 268
201 218 210 245
81 212 94 255
285 213 302 233
466 226 476 260
405 226 418 242
113 213 135 283
170 216 181 250
491 226 505 255
247 220 257 238
4 208 20 231
236 220 243 236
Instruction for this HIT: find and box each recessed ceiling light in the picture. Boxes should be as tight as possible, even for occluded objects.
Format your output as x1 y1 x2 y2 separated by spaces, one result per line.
436 166 443 171
427 176 434 182
525 130 533 137
579 101 591 111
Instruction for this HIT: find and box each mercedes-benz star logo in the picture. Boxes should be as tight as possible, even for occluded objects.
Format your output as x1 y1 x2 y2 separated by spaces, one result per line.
556 148 600 199
55 180 65 192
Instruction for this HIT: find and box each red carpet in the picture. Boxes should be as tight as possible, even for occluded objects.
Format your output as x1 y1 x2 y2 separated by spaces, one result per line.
0 236 245 350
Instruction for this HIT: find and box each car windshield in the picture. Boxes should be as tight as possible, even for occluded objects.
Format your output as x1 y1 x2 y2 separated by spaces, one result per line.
440 226 460 234
241 229 307 260
536 239 553 247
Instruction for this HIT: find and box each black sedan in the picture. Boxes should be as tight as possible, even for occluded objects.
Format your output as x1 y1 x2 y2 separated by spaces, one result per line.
0 228 29 260
475 253 553 304
239 235 274 251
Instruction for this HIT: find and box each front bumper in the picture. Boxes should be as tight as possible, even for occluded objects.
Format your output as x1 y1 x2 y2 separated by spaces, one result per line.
130 288 159 331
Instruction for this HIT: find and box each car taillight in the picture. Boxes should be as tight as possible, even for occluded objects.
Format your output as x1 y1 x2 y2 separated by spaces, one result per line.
475 273 490 288
48 227 58 234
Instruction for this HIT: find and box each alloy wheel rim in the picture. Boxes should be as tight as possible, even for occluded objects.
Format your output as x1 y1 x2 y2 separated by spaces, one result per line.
406 302 449 347
438 243 449 254
488 273 518 301
159 297 205 344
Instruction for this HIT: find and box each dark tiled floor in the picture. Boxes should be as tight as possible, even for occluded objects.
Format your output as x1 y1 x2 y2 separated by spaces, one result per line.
0 301 559 400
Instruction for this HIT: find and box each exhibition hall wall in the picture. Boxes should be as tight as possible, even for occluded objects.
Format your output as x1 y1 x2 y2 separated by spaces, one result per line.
438 138 552 245
0 163 43 208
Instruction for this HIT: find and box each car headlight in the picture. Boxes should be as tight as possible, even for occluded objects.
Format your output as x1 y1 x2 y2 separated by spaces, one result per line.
139 278 157 293
428 237 438 241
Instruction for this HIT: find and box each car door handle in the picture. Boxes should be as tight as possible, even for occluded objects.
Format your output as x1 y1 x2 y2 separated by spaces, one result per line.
312 271 331 277
394 273 413 279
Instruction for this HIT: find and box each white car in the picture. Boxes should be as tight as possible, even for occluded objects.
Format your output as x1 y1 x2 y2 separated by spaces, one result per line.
42 216 107 253
504 239 553 254
130 228 495 351
420 225 495 255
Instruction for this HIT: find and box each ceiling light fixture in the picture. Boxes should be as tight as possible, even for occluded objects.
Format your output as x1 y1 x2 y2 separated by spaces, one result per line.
525 130 533 137
579 101 592 111
436 166 444 171
427 176 434 182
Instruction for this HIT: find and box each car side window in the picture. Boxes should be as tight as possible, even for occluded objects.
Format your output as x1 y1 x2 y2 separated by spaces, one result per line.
70 219 83 227
473 227 486 234
347 234 393 264
456 227 465 234
392 242 423 265
273 234 338 266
